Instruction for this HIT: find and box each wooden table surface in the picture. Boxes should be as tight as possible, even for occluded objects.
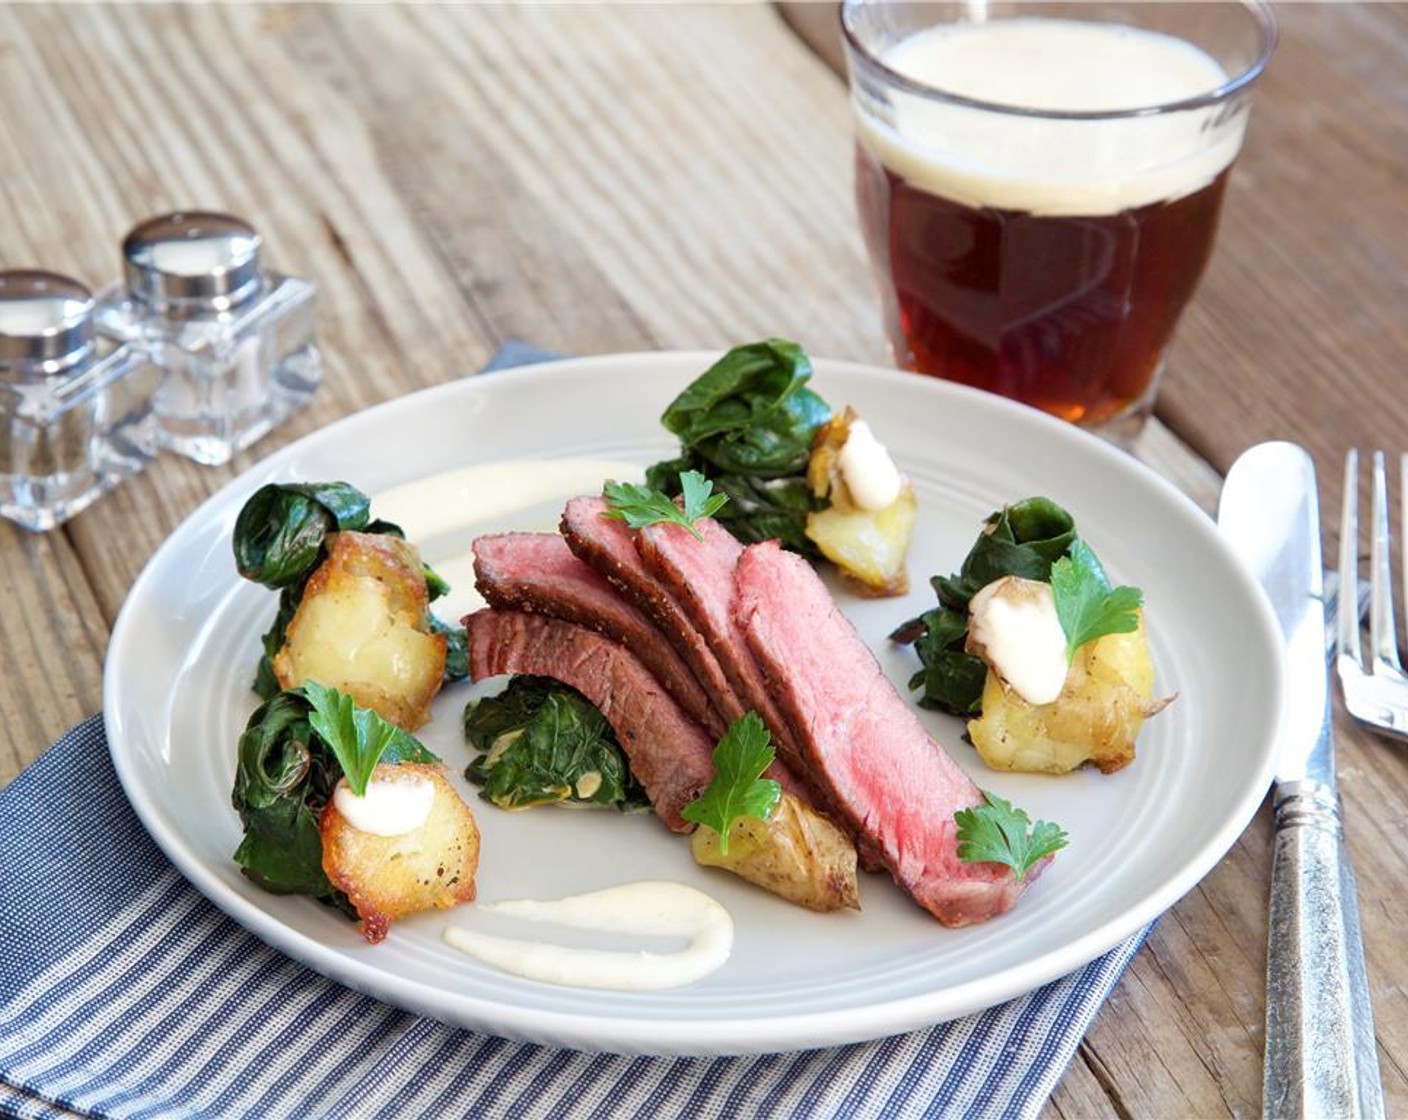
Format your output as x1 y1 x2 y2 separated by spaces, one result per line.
3 4 1406 1115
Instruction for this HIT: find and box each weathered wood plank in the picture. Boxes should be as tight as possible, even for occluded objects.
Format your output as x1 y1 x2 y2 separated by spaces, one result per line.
0 525 107 785
2 4 1405 1117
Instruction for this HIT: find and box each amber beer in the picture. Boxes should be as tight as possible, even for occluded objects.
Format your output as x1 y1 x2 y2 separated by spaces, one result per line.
846 11 1269 436
856 151 1232 429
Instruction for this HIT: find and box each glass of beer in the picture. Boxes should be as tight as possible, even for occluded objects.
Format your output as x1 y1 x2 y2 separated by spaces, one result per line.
842 1 1275 444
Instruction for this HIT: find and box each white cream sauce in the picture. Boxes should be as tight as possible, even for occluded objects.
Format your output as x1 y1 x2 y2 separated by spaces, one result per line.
373 458 644 543
333 774 435 837
837 419 903 511
372 458 644 622
968 576 1069 706
442 881 734 991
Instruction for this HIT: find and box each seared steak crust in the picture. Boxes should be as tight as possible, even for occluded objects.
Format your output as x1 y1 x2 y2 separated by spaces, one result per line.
733 541 1034 926
464 608 715 832
560 496 747 729
561 498 817 802
472 532 721 736
635 517 881 864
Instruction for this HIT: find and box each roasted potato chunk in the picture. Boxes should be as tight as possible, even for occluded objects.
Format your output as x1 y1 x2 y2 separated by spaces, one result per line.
805 484 917 598
273 531 446 730
805 407 915 597
320 763 480 943
691 791 860 912
967 613 1171 775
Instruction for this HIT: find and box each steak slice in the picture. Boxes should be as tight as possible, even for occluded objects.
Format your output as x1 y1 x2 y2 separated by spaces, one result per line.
472 532 721 737
560 495 745 729
559 496 814 805
465 608 715 833
636 517 882 869
733 541 1036 926
636 518 806 768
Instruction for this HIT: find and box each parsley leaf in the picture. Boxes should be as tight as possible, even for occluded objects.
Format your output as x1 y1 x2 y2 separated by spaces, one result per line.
1049 539 1143 661
602 470 728 541
954 791 1067 880
680 711 782 853
299 680 437 796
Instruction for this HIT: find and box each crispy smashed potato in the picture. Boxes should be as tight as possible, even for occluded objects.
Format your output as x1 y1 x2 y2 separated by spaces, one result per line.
273 531 446 730
805 407 915 597
691 791 860 912
320 763 480 944
967 613 1173 775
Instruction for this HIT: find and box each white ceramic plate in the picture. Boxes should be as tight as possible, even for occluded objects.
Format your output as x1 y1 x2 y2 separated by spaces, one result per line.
105 352 1283 1056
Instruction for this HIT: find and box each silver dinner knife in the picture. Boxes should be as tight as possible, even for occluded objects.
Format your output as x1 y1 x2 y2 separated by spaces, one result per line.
1218 441 1384 1119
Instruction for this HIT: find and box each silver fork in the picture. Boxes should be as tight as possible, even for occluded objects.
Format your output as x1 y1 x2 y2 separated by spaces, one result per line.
1336 449 1408 738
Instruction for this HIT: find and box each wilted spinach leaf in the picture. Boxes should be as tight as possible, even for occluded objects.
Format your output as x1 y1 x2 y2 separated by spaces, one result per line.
232 480 468 696
645 339 831 554
231 685 438 911
463 676 648 811
891 497 1079 715
233 482 373 589
252 585 303 699
232 691 338 902
434 617 469 682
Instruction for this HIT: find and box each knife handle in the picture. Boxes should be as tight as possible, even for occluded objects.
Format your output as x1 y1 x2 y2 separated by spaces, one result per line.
1264 780 1384 1120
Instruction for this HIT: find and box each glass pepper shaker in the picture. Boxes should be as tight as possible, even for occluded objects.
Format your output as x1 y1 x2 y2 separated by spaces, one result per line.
0 270 161 531
94 211 322 466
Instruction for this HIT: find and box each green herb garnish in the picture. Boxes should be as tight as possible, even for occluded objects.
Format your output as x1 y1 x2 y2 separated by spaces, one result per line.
954 791 1068 880
1050 539 1143 662
680 711 782 854
300 681 437 796
602 470 728 541
231 685 436 908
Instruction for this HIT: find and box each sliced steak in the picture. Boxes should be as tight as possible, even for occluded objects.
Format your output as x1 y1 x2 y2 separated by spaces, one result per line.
559 496 813 805
472 532 721 737
636 517 881 867
560 495 745 729
465 608 715 832
636 517 805 766
733 541 1036 926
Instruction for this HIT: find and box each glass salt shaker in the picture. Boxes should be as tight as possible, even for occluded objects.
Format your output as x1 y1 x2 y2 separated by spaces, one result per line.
94 211 321 466
0 270 161 531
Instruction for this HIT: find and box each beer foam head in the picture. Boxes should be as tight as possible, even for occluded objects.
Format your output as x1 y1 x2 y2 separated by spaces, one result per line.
856 19 1248 216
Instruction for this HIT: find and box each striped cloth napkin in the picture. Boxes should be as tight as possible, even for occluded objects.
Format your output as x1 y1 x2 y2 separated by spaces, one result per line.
0 345 1150 1119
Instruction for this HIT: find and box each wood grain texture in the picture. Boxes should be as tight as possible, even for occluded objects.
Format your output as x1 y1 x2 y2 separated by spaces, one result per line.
1 4 1406 1117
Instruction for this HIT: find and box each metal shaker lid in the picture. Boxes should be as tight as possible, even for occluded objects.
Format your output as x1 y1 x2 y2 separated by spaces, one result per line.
122 211 263 312
0 270 96 379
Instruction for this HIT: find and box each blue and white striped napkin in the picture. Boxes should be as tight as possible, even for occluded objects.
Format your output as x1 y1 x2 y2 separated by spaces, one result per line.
0 718 1147 1120
0 346 1151 1119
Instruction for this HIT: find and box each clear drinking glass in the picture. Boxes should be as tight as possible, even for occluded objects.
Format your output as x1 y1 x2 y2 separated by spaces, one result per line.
843 1 1275 445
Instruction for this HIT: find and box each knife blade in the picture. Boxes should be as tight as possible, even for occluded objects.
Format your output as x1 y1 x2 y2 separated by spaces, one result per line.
1218 441 1384 1119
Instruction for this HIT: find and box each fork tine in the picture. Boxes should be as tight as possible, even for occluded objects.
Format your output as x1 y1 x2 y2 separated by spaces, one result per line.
1370 450 1404 673
1338 449 1364 672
